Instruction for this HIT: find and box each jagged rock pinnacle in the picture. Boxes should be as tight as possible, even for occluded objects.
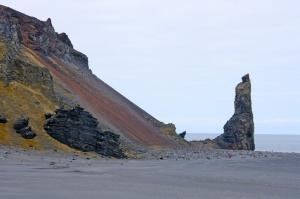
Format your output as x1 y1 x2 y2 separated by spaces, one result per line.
214 74 255 150
46 18 52 26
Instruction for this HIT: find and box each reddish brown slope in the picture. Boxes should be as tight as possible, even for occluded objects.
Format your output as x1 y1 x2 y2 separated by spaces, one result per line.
40 53 176 147
0 4 181 148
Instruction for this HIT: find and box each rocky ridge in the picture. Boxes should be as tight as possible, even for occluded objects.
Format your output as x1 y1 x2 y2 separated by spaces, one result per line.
0 6 88 69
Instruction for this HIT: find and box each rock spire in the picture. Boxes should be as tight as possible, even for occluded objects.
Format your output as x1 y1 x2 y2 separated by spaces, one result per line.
215 74 255 150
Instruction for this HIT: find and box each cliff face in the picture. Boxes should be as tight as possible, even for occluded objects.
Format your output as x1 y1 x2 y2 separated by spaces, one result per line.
214 74 255 150
0 6 88 68
0 5 184 151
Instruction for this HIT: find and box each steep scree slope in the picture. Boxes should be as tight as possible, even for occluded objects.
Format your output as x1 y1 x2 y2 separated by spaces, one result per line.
0 5 185 150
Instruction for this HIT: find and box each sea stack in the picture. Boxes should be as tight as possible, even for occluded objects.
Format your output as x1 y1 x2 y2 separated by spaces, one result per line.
215 74 255 150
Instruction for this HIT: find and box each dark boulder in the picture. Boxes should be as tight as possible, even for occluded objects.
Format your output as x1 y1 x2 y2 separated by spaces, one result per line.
13 116 36 139
44 106 124 158
214 74 255 150
13 116 29 131
17 127 37 139
0 115 7 123
178 131 186 139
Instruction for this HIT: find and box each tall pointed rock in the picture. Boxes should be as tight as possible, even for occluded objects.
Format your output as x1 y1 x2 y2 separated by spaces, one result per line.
215 74 255 150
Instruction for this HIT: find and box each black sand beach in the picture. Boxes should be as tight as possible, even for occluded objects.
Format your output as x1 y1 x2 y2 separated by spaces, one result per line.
1 147 299 199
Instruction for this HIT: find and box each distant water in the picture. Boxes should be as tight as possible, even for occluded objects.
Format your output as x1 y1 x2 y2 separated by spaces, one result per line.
186 133 300 153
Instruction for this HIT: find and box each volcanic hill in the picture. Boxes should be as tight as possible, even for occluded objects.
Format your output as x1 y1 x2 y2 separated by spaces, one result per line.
0 5 186 154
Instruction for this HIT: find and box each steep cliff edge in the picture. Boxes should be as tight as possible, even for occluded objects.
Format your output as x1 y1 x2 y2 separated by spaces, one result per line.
214 74 255 150
0 4 185 152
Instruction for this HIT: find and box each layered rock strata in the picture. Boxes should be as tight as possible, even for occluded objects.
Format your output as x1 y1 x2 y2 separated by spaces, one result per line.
44 106 124 158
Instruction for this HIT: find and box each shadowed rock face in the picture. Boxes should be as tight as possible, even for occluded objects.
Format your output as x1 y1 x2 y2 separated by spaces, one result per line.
44 106 125 158
215 74 255 150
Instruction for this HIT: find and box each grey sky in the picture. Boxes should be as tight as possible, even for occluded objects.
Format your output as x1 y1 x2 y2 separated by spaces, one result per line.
2 0 300 134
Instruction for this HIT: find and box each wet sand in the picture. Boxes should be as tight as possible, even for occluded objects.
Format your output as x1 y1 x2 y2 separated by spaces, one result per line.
0 148 299 199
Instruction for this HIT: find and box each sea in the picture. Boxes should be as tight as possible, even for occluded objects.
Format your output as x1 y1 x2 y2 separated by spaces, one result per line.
186 133 300 153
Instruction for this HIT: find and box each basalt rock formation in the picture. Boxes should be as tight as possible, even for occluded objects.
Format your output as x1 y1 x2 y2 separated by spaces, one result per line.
214 74 255 150
13 116 36 139
44 106 124 158
0 5 184 153
13 116 29 130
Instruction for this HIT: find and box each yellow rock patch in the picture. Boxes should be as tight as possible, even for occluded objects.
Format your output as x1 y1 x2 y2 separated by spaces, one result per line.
0 81 74 152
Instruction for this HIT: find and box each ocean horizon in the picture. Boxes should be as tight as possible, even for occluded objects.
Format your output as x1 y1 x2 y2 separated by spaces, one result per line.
186 133 300 153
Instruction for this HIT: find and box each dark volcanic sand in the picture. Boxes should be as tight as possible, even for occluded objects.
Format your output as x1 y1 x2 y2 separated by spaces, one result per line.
0 147 300 199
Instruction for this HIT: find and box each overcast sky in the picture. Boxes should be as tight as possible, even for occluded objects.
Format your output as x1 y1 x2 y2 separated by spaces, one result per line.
2 0 300 135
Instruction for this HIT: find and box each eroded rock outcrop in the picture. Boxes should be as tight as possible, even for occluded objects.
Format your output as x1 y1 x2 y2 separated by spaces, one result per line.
44 106 124 158
13 116 36 139
0 6 89 69
214 74 255 150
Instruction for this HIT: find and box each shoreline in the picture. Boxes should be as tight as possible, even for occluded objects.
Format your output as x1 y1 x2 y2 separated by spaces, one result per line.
1 144 300 162
186 133 300 153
